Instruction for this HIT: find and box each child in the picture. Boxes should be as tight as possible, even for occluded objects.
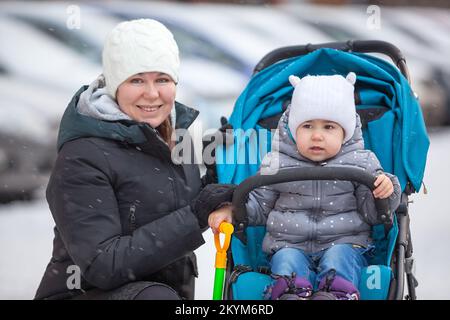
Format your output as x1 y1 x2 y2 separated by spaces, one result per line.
208 72 401 300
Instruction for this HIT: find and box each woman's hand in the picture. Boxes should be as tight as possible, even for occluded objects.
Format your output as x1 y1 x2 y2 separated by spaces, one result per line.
190 184 236 229
373 174 394 199
208 205 233 234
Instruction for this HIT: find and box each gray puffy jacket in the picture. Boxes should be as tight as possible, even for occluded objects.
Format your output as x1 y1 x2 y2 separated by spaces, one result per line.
246 109 401 255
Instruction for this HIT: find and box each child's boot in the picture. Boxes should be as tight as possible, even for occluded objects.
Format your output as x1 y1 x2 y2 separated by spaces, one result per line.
264 273 313 300
312 269 360 300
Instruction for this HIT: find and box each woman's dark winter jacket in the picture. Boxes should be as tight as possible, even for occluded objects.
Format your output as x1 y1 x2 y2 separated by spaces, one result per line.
35 84 208 300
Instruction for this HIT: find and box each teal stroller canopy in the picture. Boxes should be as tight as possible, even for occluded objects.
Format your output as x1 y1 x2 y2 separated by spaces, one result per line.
216 48 429 192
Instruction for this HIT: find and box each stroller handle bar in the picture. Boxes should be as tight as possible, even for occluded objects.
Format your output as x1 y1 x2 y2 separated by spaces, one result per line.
253 40 410 84
231 166 392 242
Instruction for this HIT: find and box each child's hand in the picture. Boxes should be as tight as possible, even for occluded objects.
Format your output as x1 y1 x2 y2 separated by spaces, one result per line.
373 174 394 199
208 205 233 234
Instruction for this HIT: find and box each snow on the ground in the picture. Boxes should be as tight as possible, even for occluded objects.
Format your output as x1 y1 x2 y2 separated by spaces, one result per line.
0 128 449 300
0 191 54 300
408 128 450 299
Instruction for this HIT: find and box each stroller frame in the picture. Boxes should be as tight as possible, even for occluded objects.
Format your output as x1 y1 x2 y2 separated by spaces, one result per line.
222 40 419 300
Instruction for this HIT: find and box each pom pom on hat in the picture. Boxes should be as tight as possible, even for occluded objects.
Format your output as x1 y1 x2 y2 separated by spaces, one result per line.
102 19 180 99
288 72 357 143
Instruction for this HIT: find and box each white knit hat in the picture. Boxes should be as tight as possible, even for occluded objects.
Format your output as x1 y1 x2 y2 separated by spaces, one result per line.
288 72 357 143
102 19 180 99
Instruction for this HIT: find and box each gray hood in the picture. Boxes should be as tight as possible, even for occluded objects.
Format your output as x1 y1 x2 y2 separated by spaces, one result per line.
77 75 132 122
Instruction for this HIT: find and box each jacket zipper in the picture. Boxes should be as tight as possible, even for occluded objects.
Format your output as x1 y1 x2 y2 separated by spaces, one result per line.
310 162 326 252
129 204 137 233
310 180 320 252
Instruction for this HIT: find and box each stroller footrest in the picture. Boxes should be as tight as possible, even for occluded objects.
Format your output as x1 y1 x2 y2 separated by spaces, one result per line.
232 272 272 300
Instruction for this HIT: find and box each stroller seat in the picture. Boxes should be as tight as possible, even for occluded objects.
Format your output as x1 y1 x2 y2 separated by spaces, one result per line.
229 224 396 300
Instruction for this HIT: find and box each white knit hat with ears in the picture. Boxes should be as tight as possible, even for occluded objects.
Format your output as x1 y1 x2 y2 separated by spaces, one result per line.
102 19 180 99
287 72 357 143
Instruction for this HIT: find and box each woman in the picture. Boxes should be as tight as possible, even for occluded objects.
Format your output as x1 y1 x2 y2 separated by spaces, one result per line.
34 19 234 300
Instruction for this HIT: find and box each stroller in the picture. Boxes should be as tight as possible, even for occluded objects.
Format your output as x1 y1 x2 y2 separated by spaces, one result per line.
214 40 429 300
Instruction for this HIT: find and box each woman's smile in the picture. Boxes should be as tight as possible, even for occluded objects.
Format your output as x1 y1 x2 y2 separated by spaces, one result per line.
137 104 163 113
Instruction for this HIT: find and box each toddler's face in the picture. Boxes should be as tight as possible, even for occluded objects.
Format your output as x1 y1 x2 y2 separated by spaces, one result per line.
295 119 345 162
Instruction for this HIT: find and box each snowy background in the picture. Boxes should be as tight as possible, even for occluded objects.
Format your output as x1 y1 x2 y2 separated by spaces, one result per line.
1 0 450 300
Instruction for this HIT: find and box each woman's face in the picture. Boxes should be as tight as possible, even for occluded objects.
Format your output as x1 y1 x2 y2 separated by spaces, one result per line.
116 72 176 128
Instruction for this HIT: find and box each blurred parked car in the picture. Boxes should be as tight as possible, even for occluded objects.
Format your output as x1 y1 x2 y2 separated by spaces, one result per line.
193 3 333 49
0 132 51 203
0 14 101 97
0 73 68 202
